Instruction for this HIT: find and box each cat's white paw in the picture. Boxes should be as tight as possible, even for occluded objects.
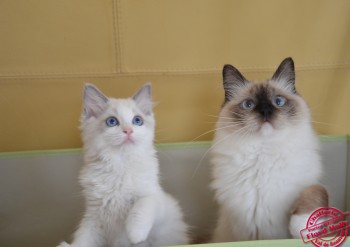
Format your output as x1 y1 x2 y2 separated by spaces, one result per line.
126 219 150 244
126 224 149 244
289 213 309 238
56 241 71 247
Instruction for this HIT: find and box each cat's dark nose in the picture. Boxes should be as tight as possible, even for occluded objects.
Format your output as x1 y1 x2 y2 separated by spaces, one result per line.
262 109 272 121
257 105 273 121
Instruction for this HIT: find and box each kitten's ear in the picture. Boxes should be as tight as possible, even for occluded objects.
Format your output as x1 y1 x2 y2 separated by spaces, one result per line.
271 57 297 94
132 83 153 115
83 83 108 119
223 64 248 102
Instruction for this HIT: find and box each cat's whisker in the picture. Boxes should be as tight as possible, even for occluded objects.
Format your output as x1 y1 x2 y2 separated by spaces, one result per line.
205 114 226 119
311 121 344 128
190 123 247 142
206 115 235 121
211 108 246 119
229 110 244 116
288 116 346 130
191 124 253 175
228 110 246 117
217 121 248 125
190 130 216 142
291 113 340 127
191 130 238 179
286 112 346 130
234 125 254 143
204 119 233 123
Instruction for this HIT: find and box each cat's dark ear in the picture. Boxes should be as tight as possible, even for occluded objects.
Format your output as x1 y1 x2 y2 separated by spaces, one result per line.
223 64 248 103
133 83 152 115
271 57 296 94
83 83 108 119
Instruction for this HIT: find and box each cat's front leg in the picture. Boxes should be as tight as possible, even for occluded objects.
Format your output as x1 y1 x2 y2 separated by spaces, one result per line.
126 196 157 244
57 242 71 247
289 184 329 238
57 217 104 247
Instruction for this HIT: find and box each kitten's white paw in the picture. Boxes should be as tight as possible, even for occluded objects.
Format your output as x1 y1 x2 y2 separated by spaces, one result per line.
126 219 150 244
126 225 149 244
56 241 71 247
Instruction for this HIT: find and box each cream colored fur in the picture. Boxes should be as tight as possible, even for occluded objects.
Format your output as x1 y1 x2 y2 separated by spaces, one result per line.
211 58 322 241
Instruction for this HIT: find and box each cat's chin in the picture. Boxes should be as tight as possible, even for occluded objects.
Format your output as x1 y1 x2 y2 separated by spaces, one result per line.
121 138 135 145
109 138 136 148
259 122 274 136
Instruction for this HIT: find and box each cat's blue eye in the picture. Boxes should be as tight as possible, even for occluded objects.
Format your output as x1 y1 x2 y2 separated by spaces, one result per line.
105 116 119 127
132 116 144 126
273 96 287 107
242 99 255 110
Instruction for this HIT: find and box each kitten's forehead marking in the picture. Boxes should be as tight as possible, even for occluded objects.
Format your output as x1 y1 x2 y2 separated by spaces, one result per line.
107 99 139 122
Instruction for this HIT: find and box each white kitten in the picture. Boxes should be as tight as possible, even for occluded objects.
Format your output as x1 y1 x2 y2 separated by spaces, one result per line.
57 84 189 247
211 58 323 241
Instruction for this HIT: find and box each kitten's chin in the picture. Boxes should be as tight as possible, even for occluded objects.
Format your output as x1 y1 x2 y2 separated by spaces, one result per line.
118 136 136 146
259 122 274 136
108 137 135 148
122 138 135 145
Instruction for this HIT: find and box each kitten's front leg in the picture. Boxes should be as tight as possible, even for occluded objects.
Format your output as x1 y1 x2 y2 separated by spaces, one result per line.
57 217 104 247
57 242 71 247
126 196 157 244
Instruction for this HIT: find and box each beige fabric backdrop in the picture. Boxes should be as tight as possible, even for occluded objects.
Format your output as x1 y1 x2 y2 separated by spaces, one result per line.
1 0 350 152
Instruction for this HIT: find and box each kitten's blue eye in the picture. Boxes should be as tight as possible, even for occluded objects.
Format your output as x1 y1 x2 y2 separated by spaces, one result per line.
132 116 144 126
105 116 119 127
273 96 287 107
242 99 255 110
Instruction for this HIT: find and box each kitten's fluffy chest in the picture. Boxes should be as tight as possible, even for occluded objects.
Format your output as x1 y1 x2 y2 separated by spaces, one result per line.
80 151 159 217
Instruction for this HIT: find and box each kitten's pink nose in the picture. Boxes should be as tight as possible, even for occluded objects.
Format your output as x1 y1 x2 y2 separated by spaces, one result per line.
123 128 133 136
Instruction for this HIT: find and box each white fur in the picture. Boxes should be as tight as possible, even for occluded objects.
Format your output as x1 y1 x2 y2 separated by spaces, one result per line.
210 100 322 241
289 213 309 239
58 85 188 247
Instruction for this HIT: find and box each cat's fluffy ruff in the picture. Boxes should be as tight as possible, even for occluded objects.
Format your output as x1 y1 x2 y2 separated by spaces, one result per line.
58 84 188 247
211 58 322 241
